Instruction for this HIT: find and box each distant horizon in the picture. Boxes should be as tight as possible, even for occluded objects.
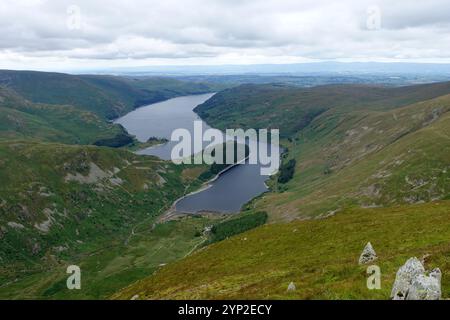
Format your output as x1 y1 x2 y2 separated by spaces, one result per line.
4 60 450 76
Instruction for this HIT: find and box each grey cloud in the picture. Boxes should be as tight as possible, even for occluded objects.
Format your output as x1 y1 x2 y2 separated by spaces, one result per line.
0 0 449 68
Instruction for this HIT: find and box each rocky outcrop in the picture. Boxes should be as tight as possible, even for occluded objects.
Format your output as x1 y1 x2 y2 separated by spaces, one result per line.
391 257 441 300
407 269 441 300
65 162 109 184
358 242 377 265
7 221 25 229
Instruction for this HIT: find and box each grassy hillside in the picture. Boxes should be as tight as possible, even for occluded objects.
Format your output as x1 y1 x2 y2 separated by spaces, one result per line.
0 215 213 299
0 70 225 146
0 86 125 145
195 82 450 137
114 201 450 300
0 140 212 298
249 94 450 221
0 70 225 119
0 71 228 299
106 82 449 300
194 83 450 221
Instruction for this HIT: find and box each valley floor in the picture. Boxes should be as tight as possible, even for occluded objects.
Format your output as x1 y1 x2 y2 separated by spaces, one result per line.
0 216 212 299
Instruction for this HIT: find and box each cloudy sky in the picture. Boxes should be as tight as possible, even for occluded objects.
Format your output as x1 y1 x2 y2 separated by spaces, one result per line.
1 0 450 71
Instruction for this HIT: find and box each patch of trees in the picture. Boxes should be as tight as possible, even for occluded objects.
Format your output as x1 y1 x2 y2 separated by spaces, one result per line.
208 211 268 244
93 133 134 148
277 159 296 184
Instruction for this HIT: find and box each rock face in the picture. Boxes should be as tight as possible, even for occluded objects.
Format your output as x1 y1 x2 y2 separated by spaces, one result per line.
358 242 378 265
391 257 441 300
391 257 424 299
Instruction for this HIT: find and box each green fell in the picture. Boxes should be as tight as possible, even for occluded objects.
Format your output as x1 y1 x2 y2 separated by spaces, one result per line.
114 201 450 300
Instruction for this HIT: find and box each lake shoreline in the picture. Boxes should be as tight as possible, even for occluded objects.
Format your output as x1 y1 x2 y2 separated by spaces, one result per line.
115 93 271 214
171 155 250 213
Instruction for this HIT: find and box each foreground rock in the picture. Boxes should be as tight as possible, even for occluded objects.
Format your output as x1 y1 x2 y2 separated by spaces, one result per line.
287 282 296 292
391 257 441 300
358 242 378 265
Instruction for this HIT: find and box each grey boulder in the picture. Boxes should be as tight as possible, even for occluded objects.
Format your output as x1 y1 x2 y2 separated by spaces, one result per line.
358 242 378 265
391 257 441 300
287 282 296 292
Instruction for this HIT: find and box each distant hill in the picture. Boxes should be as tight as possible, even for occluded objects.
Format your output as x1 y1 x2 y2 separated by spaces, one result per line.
93 61 450 76
0 70 225 147
195 81 450 137
0 70 224 120
194 82 450 220
0 86 126 144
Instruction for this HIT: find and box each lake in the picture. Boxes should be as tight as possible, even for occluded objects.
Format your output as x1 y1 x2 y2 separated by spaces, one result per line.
115 93 272 213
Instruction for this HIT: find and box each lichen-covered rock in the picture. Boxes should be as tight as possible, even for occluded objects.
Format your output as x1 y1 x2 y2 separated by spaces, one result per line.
391 257 425 299
407 269 441 300
391 257 441 300
429 268 442 283
358 242 377 265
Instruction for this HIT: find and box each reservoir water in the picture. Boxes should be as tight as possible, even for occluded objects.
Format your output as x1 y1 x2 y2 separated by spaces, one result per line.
115 93 272 213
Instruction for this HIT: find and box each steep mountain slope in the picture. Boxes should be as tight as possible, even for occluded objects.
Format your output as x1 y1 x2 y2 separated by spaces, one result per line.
0 140 210 298
0 70 224 119
83 75 222 110
194 82 450 221
0 86 125 144
195 82 450 137
114 201 450 300
252 94 450 220
0 71 229 299
0 70 225 147
0 141 187 267
0 70 126 119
